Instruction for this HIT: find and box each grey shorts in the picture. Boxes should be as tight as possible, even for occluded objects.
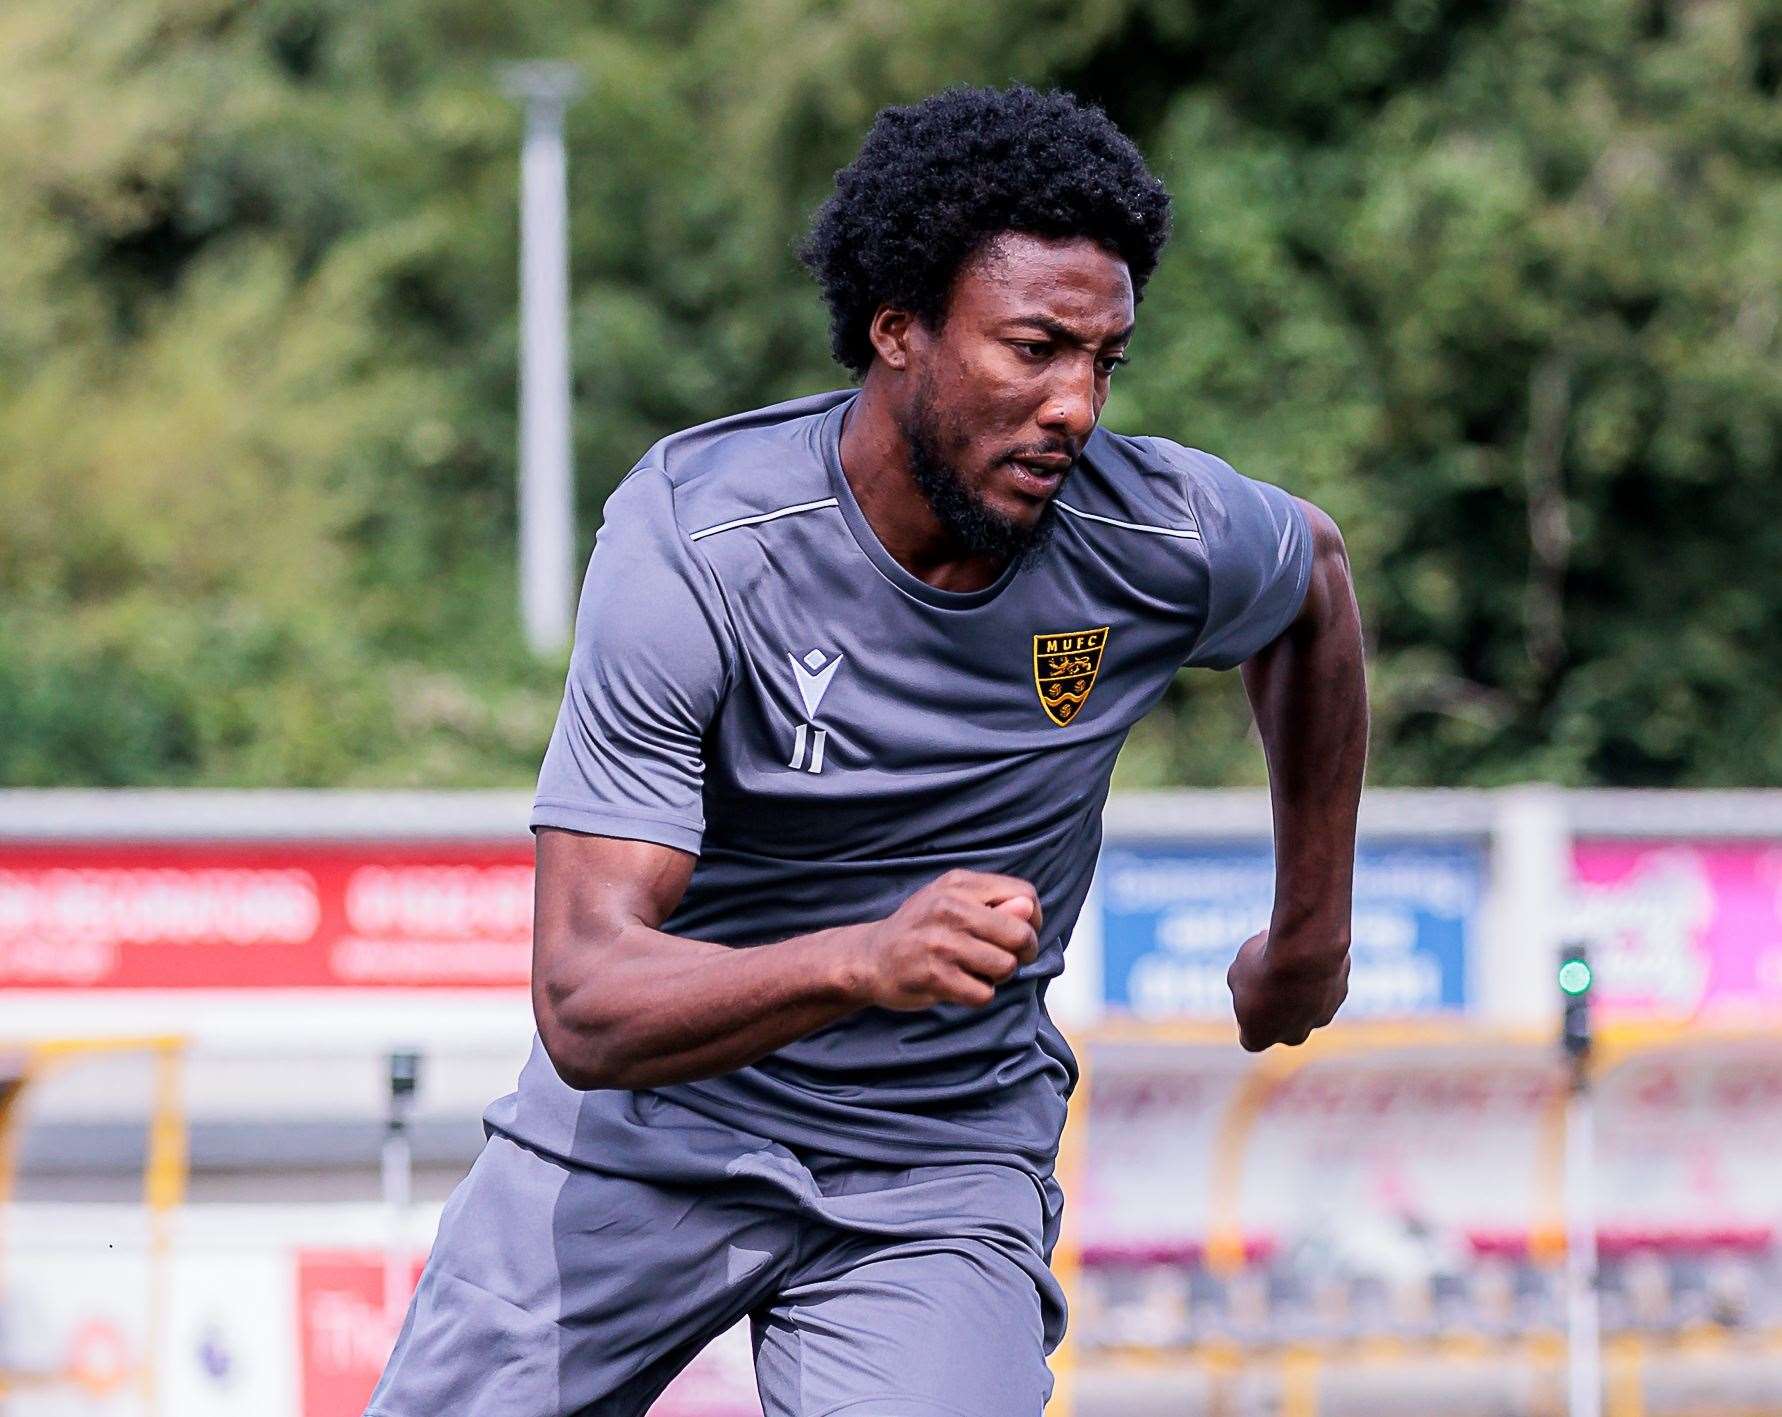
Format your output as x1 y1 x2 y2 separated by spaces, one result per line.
367 1125 1066 1416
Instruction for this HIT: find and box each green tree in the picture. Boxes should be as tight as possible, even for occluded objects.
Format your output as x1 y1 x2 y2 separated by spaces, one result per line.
1 0 1776 787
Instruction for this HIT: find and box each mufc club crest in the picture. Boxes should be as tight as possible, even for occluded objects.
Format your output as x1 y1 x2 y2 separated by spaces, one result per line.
1032 626 1110 727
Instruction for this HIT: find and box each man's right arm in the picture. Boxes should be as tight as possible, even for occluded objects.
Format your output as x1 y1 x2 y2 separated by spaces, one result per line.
531 827 1042 1091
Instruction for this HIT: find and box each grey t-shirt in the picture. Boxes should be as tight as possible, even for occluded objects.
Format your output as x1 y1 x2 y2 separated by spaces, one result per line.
491 389 1311 1176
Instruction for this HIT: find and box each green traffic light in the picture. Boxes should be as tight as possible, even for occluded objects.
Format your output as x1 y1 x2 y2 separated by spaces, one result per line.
1558 958 1593 996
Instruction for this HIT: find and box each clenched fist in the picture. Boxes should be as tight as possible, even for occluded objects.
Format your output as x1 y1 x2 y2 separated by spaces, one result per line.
842 869 1043 1011
1227 928 1350 1051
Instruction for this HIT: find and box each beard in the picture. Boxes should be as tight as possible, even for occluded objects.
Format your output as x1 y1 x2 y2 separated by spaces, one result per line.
900 383 1062 567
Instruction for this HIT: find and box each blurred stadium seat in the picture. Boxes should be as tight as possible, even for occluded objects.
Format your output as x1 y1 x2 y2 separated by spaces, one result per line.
2 788 1780 1414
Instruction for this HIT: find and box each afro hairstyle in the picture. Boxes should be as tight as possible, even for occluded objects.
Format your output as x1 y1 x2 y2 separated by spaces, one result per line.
800 84 1172 378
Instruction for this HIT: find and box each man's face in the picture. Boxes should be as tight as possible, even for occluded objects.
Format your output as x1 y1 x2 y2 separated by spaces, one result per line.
896 233 1135 558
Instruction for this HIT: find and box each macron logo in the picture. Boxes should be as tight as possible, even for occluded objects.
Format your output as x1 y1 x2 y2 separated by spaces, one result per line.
789 648 843 719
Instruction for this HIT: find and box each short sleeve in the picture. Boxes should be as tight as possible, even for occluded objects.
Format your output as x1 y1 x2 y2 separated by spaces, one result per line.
1182 456 1313 670
530 467 732 853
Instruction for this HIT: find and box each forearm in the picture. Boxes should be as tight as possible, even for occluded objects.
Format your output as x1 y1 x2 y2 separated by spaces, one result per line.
1242 506 1368 966
534 828 1039 1089
536 920 868 1090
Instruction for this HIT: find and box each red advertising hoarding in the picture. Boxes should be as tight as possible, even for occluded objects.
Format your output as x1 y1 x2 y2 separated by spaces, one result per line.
0 843 532 989
296 1250 424 1417
294 1248 761 1417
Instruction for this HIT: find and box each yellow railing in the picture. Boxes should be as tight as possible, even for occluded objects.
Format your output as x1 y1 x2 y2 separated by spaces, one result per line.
0 1034 188 1415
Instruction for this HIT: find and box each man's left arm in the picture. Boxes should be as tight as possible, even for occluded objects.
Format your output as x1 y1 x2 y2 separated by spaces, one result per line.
1227 497 1368 1051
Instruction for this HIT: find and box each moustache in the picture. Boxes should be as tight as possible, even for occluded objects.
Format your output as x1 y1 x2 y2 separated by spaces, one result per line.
1001 442 1078 461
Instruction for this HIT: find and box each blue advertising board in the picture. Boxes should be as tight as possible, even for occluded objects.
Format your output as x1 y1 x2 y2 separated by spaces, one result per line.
1098 841 1483 1016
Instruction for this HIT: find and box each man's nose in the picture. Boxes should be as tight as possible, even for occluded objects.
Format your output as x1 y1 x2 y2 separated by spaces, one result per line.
1037 365 1098 444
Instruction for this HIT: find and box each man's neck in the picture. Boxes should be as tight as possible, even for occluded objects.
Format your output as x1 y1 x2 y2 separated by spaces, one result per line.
836 376 1008 593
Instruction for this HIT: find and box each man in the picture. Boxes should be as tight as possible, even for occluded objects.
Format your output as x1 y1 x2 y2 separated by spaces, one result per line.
371 84 1364 1416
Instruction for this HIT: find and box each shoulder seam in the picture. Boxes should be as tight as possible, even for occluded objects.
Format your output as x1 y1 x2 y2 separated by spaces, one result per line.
1135 436 1210 542
650 467 743 695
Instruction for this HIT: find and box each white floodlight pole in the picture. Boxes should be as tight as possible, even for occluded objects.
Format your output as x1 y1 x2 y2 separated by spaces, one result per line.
498 62 584 656
1564 1056 1602 1417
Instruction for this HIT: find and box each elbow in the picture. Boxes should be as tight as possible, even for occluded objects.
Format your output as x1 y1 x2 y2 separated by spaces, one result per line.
548 1053 612 1094
537 1017 611 1092
534 985 624 1091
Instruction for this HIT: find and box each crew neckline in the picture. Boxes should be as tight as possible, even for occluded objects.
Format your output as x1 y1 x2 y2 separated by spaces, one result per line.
819 395 1022 612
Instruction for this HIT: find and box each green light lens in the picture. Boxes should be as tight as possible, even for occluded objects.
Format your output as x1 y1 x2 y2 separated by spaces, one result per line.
1558 959 1593 996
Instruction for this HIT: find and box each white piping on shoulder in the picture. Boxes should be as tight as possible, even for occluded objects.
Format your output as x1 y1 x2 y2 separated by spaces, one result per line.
1055 499 1202 541
687 497 840 543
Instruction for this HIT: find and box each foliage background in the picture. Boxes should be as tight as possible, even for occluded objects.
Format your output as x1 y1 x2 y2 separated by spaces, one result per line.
1 0 1777 788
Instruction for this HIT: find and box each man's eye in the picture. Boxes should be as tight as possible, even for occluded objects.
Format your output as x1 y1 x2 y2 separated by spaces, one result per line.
1097 354 1129 375
1012 341 1050 359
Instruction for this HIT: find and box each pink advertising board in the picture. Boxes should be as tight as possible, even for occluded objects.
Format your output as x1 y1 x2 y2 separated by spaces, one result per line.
1572 841 1782 1020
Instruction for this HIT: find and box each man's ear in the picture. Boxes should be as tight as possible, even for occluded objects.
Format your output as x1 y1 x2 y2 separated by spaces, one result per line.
867 305 916 371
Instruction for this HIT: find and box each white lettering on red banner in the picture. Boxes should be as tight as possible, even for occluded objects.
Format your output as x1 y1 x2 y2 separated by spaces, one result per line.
0 845 533 989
